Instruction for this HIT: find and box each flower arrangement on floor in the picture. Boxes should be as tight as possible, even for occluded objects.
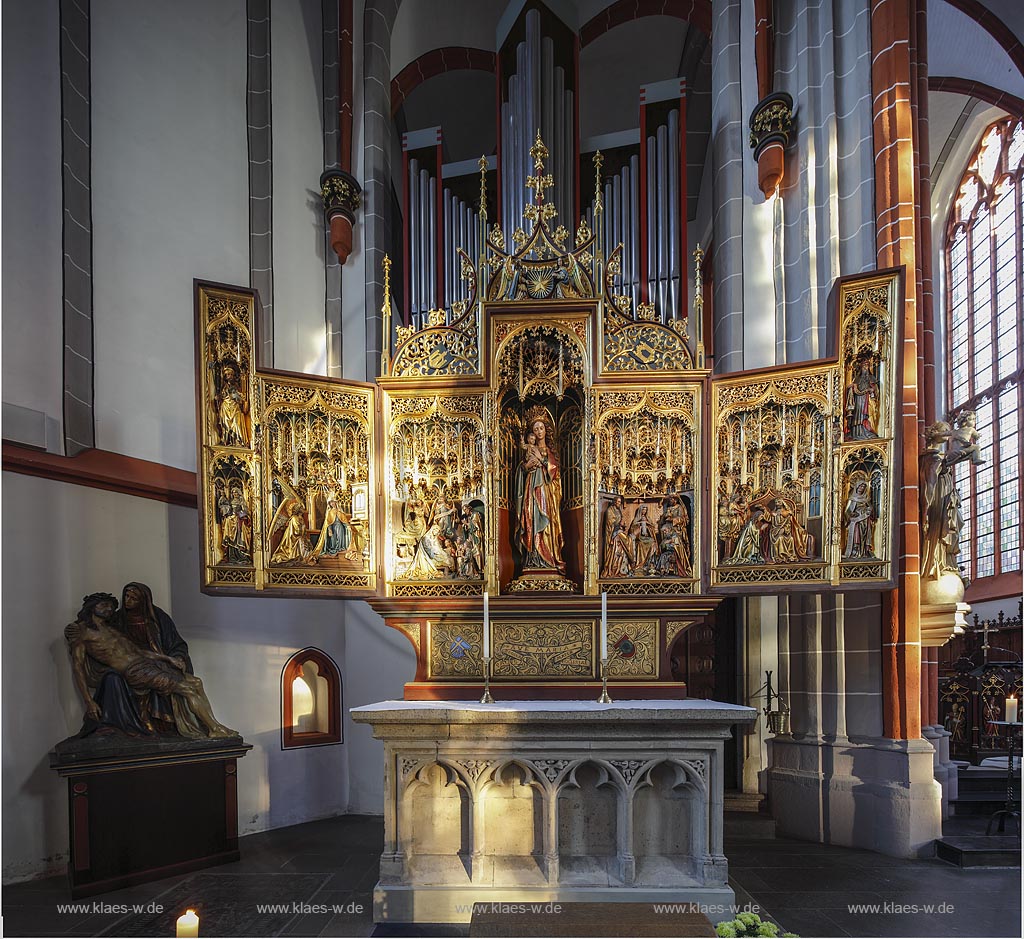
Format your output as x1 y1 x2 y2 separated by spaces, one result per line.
715 912 798 937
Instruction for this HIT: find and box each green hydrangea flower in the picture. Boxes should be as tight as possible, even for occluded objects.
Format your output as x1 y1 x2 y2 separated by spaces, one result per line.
716 923 739 938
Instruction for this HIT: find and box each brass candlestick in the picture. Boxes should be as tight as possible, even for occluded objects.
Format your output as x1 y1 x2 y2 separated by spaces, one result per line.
480 656 494 704
597 656 612 704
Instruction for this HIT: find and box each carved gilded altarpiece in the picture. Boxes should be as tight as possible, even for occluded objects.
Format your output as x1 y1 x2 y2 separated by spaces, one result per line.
195 137 903 698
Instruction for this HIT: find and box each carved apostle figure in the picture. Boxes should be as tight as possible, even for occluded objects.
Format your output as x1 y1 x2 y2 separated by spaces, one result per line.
843 357 880 440
601 495 634 577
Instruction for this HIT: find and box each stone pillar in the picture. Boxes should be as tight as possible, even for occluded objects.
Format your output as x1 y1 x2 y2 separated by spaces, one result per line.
361 0 399 382
710 0 745 376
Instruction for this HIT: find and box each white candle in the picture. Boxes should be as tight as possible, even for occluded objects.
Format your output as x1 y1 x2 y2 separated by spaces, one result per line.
1007 695 1019 724
483 592 490 659
176 910 199 938
600 592 608 660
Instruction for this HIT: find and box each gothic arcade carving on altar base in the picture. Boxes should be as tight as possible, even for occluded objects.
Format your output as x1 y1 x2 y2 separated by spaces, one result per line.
193 134 903 694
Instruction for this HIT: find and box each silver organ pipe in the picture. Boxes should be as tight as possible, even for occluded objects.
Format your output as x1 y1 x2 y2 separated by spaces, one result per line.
656 123 669 323
500 8 574 242
646 134 656 310
408 158 419 324
420 166 430 329
428 171 436 319
667 107 681 322
629 154 639 311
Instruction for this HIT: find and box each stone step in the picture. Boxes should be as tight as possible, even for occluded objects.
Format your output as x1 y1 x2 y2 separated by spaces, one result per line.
950 792 1020 816
935 834 1021 868
724 811 776 841
723 791 766 813
957 769 1020 792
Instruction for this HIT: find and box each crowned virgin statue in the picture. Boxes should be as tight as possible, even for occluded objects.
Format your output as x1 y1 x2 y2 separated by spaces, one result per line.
513 409 566 573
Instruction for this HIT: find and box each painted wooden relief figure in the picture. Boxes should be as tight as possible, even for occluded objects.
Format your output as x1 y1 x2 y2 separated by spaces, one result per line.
395 494 485 581
720 490 815 565
843 355 880 440
513 409 566 573
600 494 693 578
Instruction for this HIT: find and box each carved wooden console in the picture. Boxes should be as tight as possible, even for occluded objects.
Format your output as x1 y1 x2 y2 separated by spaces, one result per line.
352 700 756 923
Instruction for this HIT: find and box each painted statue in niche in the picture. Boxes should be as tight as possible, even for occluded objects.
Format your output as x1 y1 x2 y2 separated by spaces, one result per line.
513 407 566 573
599 493 693 579
211 455 253 566
843 355 880 440
270 498 316 565
842 477 877 559
216 361 251 447
218 480 253 564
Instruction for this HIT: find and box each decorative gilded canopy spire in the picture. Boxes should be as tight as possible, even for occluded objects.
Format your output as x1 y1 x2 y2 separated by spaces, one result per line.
524 130 557 226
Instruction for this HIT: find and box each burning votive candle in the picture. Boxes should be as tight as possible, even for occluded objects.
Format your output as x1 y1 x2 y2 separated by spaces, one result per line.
1006 695 1018 724
176 909 199 938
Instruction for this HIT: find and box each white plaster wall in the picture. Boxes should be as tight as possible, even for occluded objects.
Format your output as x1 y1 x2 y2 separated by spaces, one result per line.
271 0 330 375
929 0 1024 100
342 602 416 814
1 472 349 883
390 0 502 77
91 0 250 472
1 0 63 432
737 0 776 371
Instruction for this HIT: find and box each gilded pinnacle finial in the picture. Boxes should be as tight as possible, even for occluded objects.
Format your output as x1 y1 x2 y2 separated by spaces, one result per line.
382 254 392 313
530 129 549 172
478 155 488 218
593 150 604 214
692 243 704 311
524 132 556 224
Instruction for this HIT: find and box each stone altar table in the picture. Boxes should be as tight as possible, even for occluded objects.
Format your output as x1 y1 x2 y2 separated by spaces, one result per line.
351 699 756 924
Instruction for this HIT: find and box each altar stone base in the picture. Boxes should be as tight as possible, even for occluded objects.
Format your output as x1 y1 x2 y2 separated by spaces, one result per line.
351 700 756 924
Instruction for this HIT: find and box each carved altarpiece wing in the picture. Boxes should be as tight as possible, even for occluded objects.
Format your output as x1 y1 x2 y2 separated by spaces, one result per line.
195 140 902 696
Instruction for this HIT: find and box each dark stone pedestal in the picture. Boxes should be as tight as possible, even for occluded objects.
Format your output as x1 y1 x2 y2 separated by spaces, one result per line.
50 734 252 898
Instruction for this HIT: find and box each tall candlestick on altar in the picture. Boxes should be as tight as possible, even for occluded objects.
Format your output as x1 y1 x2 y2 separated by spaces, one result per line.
600 592 608 660
483 592 490 659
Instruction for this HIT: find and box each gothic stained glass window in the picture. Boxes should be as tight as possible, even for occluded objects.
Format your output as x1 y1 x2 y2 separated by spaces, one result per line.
945 119 1023 585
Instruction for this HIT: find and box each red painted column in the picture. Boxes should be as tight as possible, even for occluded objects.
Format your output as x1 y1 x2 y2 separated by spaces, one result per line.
873 0 923 741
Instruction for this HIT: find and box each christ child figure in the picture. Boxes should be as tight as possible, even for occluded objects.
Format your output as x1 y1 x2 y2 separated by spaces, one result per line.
521 430 542 468
948 410 985 465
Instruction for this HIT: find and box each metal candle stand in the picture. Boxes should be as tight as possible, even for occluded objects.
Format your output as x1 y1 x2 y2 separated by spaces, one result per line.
986 720 1021 839
597 657 612 704
480 656 494 704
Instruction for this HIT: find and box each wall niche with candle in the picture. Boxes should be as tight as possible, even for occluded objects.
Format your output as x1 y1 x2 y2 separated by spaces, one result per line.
281 648 343 749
